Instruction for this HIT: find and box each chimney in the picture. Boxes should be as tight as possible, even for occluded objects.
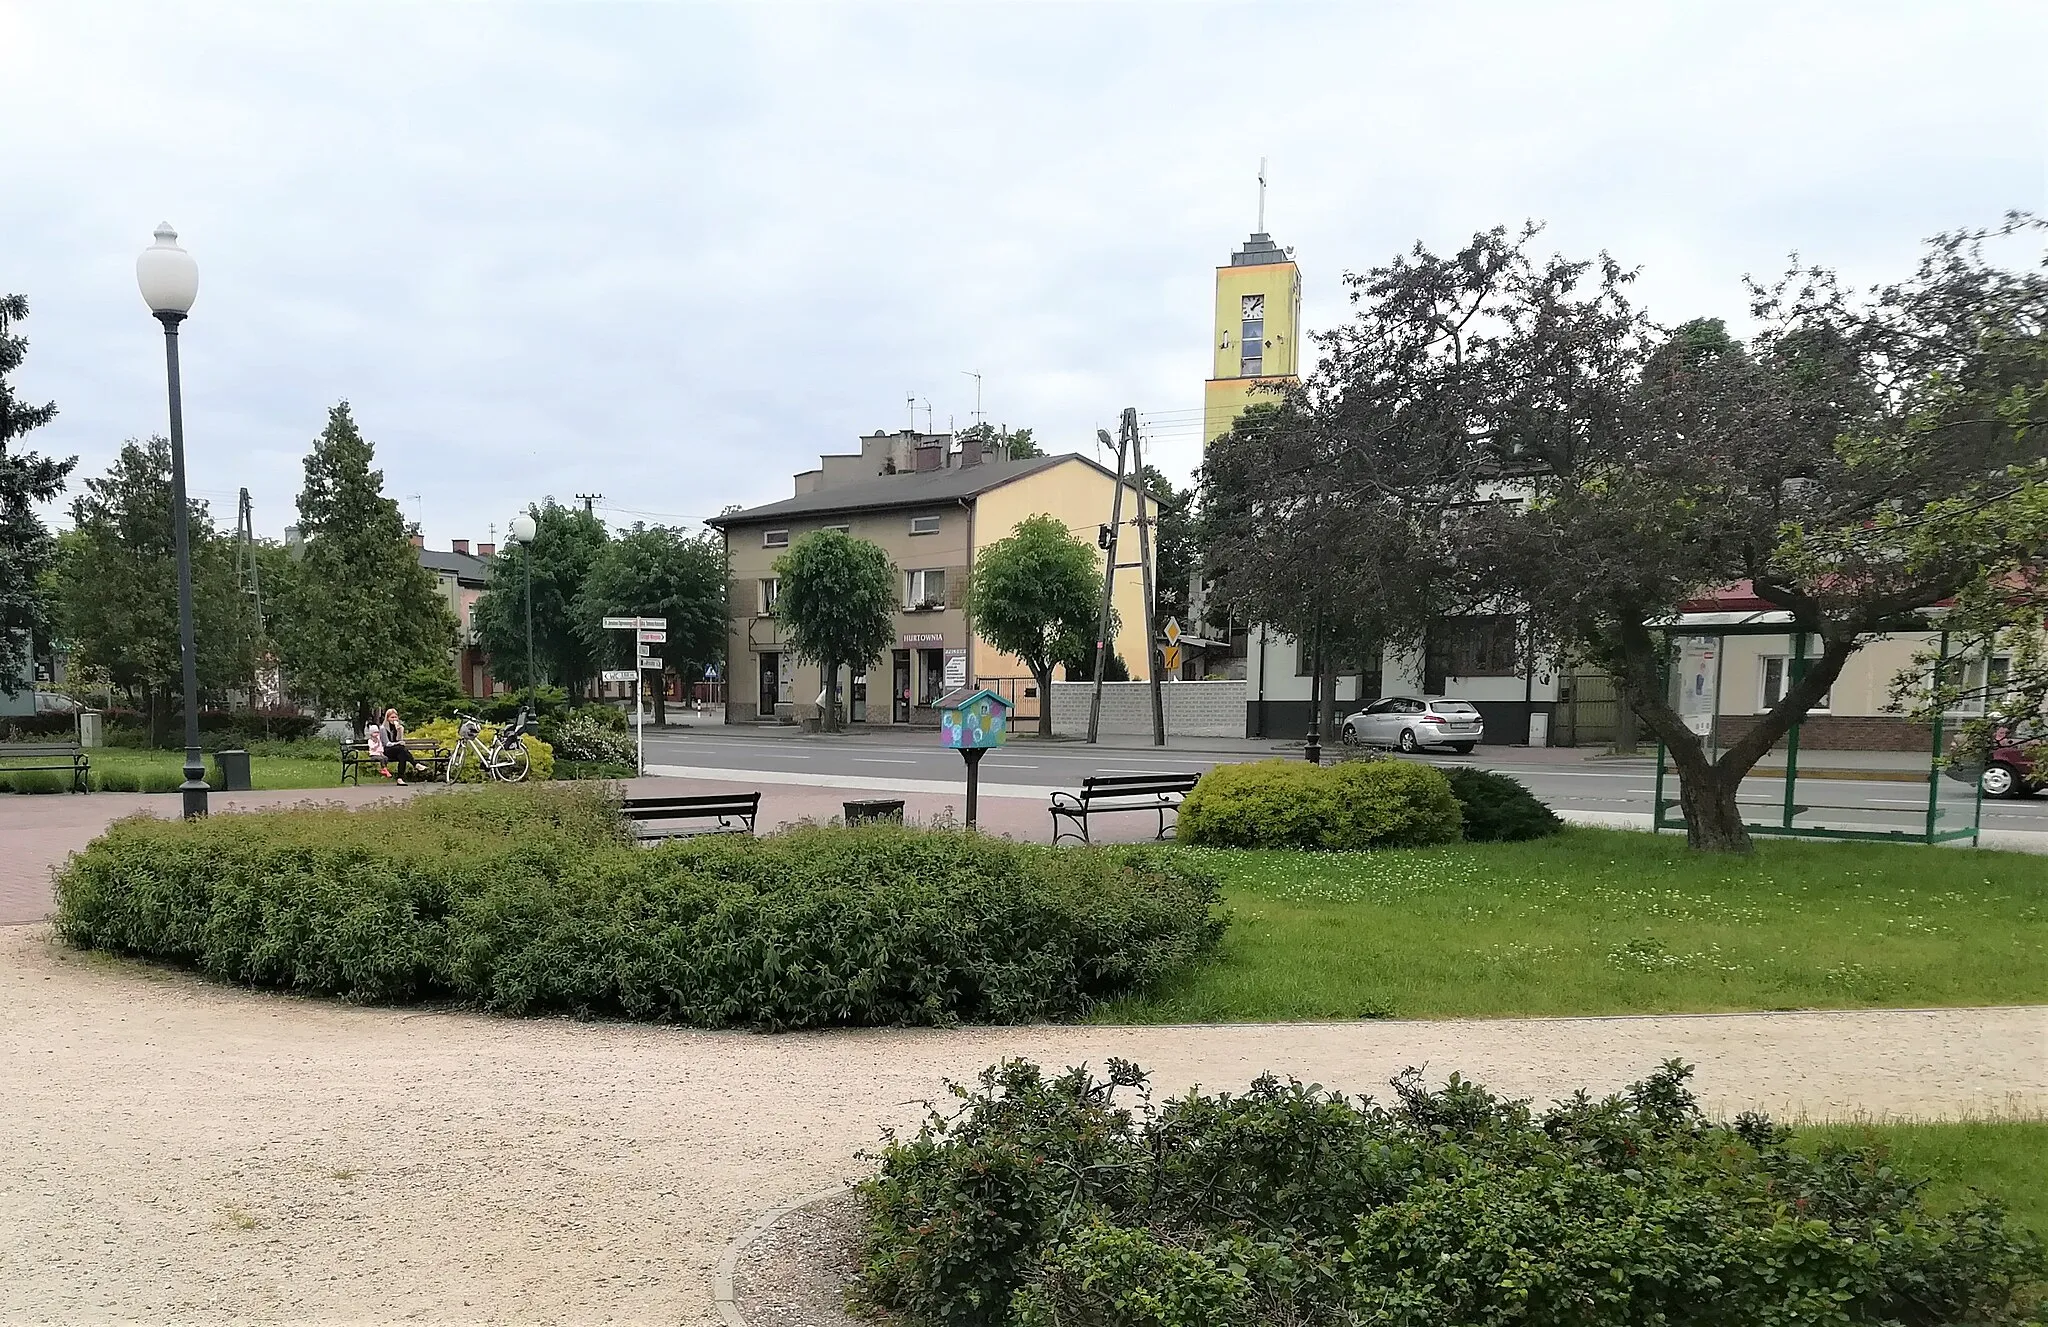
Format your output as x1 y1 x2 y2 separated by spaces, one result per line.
409 532 425 549
959 436 982 468
913 442 942 472
452 538 470 556
477 542 495 558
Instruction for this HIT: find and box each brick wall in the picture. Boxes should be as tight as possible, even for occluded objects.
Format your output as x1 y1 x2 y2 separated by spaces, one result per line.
1715 713 1933 752
1048 680 1245 738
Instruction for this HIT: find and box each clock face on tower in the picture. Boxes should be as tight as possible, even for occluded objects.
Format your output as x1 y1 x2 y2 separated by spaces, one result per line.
1241 294 1265 320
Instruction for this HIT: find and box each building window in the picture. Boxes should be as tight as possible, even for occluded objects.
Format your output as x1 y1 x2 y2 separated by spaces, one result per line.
824 523 850 534
905 568 946 610
1429 615 1519 678
1758 655 1832 712
1240 354 1263 377
909 514 941 536
762 529 789 548
758 578 780 616
1943 655 2012 714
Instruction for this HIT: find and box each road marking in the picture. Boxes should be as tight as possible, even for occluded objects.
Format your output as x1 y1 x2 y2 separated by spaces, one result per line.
851 758 915 764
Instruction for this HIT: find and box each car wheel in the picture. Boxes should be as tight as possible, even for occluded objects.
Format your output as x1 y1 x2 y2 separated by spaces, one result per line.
1981 763 2019 798
1340 723 1358 746
1450 742 1475 754
1397 729 1420 754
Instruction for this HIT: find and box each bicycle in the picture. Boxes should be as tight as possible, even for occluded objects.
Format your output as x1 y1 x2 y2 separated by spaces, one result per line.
444 710 533 783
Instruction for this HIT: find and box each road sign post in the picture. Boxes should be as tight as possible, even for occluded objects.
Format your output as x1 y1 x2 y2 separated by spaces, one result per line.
601 616 668 774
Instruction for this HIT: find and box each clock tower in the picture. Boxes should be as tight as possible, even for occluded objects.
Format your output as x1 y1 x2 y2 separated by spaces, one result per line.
1202 227 1303 444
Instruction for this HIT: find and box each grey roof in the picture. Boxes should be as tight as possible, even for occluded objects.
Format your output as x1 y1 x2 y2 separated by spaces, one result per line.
709 452 1095 526
418 548 491 583
1230 231 1291 267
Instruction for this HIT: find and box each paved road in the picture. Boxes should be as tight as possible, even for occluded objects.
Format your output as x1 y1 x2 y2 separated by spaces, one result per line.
643 729 2048 834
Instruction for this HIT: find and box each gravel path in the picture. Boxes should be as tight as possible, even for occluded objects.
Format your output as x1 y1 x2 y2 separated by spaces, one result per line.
4 924 2043 1325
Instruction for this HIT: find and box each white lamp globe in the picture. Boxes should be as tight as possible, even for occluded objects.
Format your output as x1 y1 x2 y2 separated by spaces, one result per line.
137 223 199 316
509 513 537 543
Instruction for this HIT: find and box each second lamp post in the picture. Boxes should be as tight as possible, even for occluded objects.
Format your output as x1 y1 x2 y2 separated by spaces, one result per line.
508 512 538 716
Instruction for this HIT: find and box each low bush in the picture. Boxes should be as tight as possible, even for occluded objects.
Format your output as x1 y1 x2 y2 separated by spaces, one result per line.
54 788 1226 1028
1178 758 1460 850
0 711 80 741
0 769 68 794
554 758 638 781
858 1059 2048 1327
91 764 142 792
1444 766 1563 842
540 708 638 765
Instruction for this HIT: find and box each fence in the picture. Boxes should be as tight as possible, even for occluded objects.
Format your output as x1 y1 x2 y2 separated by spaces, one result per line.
1047 680 1245 738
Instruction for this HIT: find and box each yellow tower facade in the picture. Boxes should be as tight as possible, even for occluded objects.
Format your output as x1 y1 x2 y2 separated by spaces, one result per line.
1202 230 1303 443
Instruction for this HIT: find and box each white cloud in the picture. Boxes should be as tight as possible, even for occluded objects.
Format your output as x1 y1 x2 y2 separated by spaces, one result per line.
3 0 2041 543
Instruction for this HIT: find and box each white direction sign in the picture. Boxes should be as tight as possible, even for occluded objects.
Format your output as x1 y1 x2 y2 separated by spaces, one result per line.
639 629 667 643
601 615 669 631
601 669 636 683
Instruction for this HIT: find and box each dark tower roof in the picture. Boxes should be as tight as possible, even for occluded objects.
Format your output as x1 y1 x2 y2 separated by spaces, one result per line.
1230 232 1291 266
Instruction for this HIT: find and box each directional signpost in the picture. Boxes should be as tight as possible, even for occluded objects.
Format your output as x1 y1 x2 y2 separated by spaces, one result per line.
1160 615 1183 679
600 616 667 773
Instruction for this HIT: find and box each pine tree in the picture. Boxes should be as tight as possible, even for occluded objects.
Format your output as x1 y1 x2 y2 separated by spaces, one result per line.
271 402 456 733
0 295 74 697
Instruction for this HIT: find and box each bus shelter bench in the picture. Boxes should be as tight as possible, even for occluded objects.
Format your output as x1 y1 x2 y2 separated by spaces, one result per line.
621 791 761 841
0 742 91 792
340 740 450 786
1049 773 1200 846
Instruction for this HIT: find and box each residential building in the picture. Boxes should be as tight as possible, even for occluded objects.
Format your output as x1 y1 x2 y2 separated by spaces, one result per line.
710 430 1152 726
412 535 499 697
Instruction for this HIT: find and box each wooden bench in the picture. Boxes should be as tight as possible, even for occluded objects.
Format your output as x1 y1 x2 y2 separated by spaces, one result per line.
620 791 760 841
1050 773 1200 846
340 740 450 786
0 741 91 793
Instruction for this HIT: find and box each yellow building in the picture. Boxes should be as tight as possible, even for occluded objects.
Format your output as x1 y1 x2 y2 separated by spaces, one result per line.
710 431 1152 728
1202 229 1304 443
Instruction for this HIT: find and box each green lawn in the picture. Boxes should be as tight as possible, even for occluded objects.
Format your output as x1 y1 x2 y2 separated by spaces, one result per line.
1810 1120 2048 1237
84 749 339 792
1100 828 2048 1022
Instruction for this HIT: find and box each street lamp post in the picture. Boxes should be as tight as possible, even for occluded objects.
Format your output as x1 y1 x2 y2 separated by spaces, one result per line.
137 224 207 819
508 513 537 717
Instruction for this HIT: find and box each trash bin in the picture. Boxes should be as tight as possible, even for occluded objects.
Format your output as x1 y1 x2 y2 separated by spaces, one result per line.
844 798 905 825
213 747 252 792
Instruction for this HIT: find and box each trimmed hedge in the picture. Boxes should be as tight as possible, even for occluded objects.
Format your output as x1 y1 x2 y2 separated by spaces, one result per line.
54 786 1226 1028
858 1059 2048 1327
1178 759 1461 850
1445 766 1564 842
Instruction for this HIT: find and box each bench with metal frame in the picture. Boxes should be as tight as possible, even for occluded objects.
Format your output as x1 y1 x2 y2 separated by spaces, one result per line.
0 741 91 793
1049 773 1200 846
340 740 450 786
620 791 761 841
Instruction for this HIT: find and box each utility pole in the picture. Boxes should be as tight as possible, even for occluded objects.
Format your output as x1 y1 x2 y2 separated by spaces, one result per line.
575 492 602 517
234 487 263 633
961 371 983 426
1086 426 1128 744
1127 408 1165 747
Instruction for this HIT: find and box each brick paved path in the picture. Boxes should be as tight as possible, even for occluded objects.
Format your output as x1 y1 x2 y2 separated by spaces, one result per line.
0 775 1161 926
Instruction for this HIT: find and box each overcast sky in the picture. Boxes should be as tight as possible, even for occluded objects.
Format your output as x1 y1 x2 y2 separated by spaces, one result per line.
4 1 2043 548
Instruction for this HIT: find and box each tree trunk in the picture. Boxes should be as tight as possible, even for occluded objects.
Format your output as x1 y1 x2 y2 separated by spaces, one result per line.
652 667 668 725
1670 741 1750 852
1036 665 1053 737
1318 664 1340 749
352 696 372 740
824 660 840 733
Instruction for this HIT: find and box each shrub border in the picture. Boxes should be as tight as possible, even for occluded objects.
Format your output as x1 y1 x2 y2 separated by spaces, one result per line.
711 1185 849 1327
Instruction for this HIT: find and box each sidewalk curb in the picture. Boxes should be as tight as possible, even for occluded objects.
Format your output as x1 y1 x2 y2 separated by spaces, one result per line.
712 1185 849 1327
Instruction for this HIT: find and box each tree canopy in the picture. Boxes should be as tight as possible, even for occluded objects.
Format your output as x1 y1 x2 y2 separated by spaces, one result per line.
55 438 255 737
773 529 895 732
958 422 1040 460
270 402 456 732
966 514 1102 736
0 294 72 697
472 500 610 701
575 523 726 722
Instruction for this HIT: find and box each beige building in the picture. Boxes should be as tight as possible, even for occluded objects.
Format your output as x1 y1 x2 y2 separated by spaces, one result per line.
710 430 1154 727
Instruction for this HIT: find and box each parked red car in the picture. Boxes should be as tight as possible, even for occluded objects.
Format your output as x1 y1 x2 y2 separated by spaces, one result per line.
1952 719 2043 798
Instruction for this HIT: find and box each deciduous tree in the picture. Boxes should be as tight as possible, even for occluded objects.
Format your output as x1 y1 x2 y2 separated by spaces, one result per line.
773 530 895 732
270 402 456 733
472 500 609 702
576 523 726 722
0 295 73 697
966 515 1101 736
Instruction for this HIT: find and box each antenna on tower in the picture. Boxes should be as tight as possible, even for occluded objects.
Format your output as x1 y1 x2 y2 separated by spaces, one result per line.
1257 156 1267 233
961 371 983 426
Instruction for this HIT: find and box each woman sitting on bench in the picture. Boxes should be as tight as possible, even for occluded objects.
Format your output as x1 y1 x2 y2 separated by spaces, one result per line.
379 708 420 786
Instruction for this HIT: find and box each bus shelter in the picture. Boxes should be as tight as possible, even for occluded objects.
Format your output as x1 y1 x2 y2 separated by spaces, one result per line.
1651 617 1982 846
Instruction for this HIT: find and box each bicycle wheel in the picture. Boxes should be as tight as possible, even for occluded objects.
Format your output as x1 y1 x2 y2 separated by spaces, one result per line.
444 742 467 783
492 741 531 783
